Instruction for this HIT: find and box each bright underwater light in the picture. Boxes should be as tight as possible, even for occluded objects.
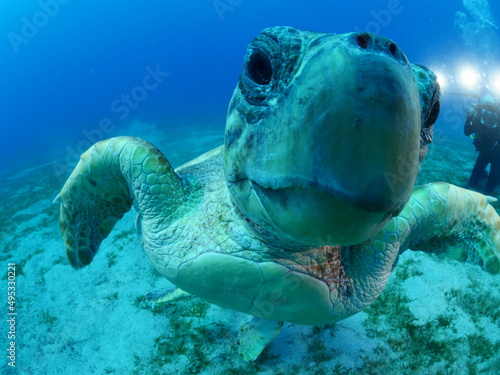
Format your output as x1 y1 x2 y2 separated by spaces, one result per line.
491 73 500 96
434 72 446 89
459 67 479 89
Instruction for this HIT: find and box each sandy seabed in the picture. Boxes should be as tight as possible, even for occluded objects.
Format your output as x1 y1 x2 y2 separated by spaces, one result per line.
1 121 499 375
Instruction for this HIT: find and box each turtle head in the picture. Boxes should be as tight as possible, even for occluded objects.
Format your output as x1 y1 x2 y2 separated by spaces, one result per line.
223 26 428 248
411 64 441 163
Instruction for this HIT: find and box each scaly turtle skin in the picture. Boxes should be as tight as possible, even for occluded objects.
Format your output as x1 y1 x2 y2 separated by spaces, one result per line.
55 27 500 359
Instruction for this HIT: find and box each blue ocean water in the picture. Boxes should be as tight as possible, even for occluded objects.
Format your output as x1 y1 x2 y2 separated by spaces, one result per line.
1 0 499 169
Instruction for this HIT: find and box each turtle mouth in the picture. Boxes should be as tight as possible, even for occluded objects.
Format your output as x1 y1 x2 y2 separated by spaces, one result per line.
245 175 403 216
227 175 398 247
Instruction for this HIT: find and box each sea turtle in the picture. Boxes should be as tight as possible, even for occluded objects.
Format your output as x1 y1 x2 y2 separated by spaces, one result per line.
55 27 500 361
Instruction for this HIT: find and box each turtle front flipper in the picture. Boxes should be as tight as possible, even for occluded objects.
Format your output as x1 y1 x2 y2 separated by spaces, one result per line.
54 136 188 269
398 182 500 273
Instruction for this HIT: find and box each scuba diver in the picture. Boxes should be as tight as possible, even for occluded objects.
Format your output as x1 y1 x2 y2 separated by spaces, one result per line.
464 95 500 193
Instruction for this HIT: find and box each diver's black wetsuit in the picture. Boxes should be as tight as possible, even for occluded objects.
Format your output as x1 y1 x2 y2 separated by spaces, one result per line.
464 103 500 192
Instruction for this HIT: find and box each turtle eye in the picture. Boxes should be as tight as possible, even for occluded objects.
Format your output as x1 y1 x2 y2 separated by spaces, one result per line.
246 50 273 85
426 99 440 127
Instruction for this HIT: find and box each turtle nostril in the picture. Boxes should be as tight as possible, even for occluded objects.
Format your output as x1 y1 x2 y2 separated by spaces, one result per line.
356 34 370 49
389 43 397 57
353 33 406 64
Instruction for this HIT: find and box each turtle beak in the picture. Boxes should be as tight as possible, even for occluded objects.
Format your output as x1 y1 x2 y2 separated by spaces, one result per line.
293 32 420 213
225 32 421 247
